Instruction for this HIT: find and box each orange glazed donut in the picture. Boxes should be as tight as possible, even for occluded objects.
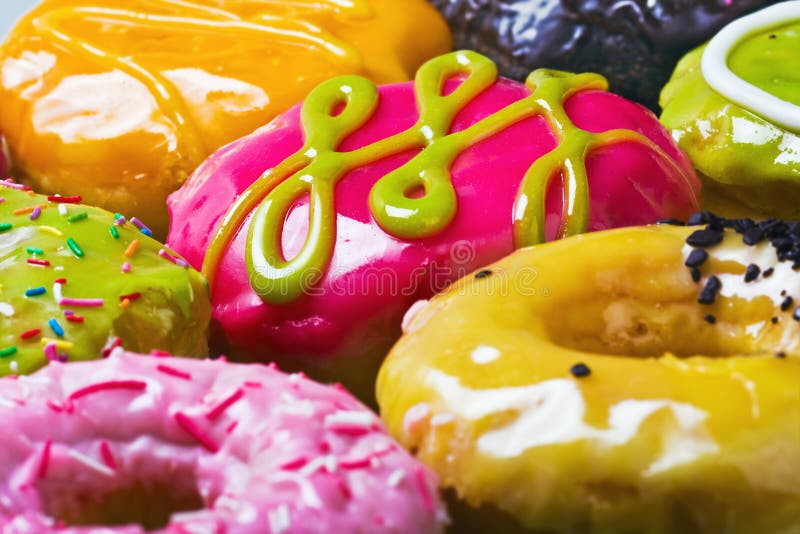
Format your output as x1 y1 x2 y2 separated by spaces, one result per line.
0 0 452 236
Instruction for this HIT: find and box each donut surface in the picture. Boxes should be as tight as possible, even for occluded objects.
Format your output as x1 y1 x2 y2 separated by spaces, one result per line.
167 50 699 399
377 218 800 533
430 0 780 110
0 0 451 236
660 2 800 220
0 183 210 376
0 351 447 533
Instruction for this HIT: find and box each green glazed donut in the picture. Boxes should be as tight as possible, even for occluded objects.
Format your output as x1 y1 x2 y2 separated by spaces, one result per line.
660 2 800 219
0 181 210 375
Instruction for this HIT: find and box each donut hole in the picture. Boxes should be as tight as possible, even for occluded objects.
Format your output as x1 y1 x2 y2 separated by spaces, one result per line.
37 456 204 530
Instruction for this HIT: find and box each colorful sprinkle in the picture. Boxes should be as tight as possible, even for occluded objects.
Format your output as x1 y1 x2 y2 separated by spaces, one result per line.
39 226 63 237
68 380 147 401
158 249 189 268
130 217 152 237
27 259 50 268
570 362 592 378
47 195 81 204
0 346 17 358
119 292 141 302
124 240 140 258
109 226 119 239
48 318 65 337
121 262 131 274
26 247 44 255
25 287 47 297
12 206 34 216
20 329 41 340
67 212 88 223
40 338 73 351
58 204 68 216
0 223 12 233
30 206 42 220
66 237 84 258
59 298 104 308
156 364 192 380
174 412 220 452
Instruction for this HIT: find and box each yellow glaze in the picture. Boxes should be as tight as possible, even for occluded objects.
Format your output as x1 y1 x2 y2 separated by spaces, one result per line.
0 0 452 237
378 225 800 533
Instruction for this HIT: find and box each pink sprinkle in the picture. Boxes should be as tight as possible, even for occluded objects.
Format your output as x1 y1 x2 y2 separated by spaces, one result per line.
205 388 244 420
68 380 147 401
225 420 238 434
101 337 122 357
59 298 104 307
43 342 58 362
244 381 263 388
150 350 171 357
339 456 372 469
158 248 189 268
55 278 67 285
280 456 309 470
121 262 131 274
156 364 191 380
174 412 220 453
99 441 117 471
46 400 64 413
37 440 52 479
29 206 41 220
0 179 29 191
327 473 352 500
414 466 435 513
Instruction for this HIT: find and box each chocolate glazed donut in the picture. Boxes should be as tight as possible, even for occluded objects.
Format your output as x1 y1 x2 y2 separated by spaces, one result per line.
430 0 780 109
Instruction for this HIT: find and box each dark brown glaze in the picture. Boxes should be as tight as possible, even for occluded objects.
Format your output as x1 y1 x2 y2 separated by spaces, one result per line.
430 0 780 109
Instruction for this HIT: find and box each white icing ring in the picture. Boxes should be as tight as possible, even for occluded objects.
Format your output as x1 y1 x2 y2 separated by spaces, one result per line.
701 1 800 132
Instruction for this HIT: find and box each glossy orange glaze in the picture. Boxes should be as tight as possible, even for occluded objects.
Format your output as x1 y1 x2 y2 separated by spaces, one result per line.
0 0 452 236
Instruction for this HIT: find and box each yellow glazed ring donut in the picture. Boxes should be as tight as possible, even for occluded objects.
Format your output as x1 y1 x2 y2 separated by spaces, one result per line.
0 0 451 237
377 215 800 533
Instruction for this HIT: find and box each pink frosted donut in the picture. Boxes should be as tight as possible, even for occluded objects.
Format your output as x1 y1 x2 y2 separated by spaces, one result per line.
0 352 446 533
167 51 700 398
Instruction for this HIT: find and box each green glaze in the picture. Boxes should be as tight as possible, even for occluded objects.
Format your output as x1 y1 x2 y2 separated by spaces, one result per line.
0 186 211 376
660 46 800 217
729 21 800 107
204 51 662 305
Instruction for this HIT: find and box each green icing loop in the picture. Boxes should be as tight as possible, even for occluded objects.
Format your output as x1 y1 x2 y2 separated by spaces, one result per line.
0 185 210 376
203 50 661 305
728 20 800 108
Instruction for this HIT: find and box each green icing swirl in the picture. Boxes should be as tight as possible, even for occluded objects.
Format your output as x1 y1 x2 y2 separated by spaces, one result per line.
728 20 800 107
0 185 210 376
203 51 665 305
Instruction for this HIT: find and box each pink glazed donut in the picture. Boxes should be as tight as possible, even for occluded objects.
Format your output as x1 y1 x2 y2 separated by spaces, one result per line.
167 51 700 400
0 352 446 533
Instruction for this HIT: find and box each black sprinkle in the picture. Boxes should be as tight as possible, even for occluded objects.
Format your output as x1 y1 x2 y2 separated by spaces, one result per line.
698 276 721 305
781 296 794 311
690 267 702 282
769 34 777 39
570 363 591 378
763 267 774 278
776 352 786 359
743 227 765 245
794 306 800 321
744 264 760 282
685 248 709 268
687 228 723 248
474 269 492 279
772 317 779 324
687 212 711 226
703 314 716 324
656 218 685 226
781 290 787 296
